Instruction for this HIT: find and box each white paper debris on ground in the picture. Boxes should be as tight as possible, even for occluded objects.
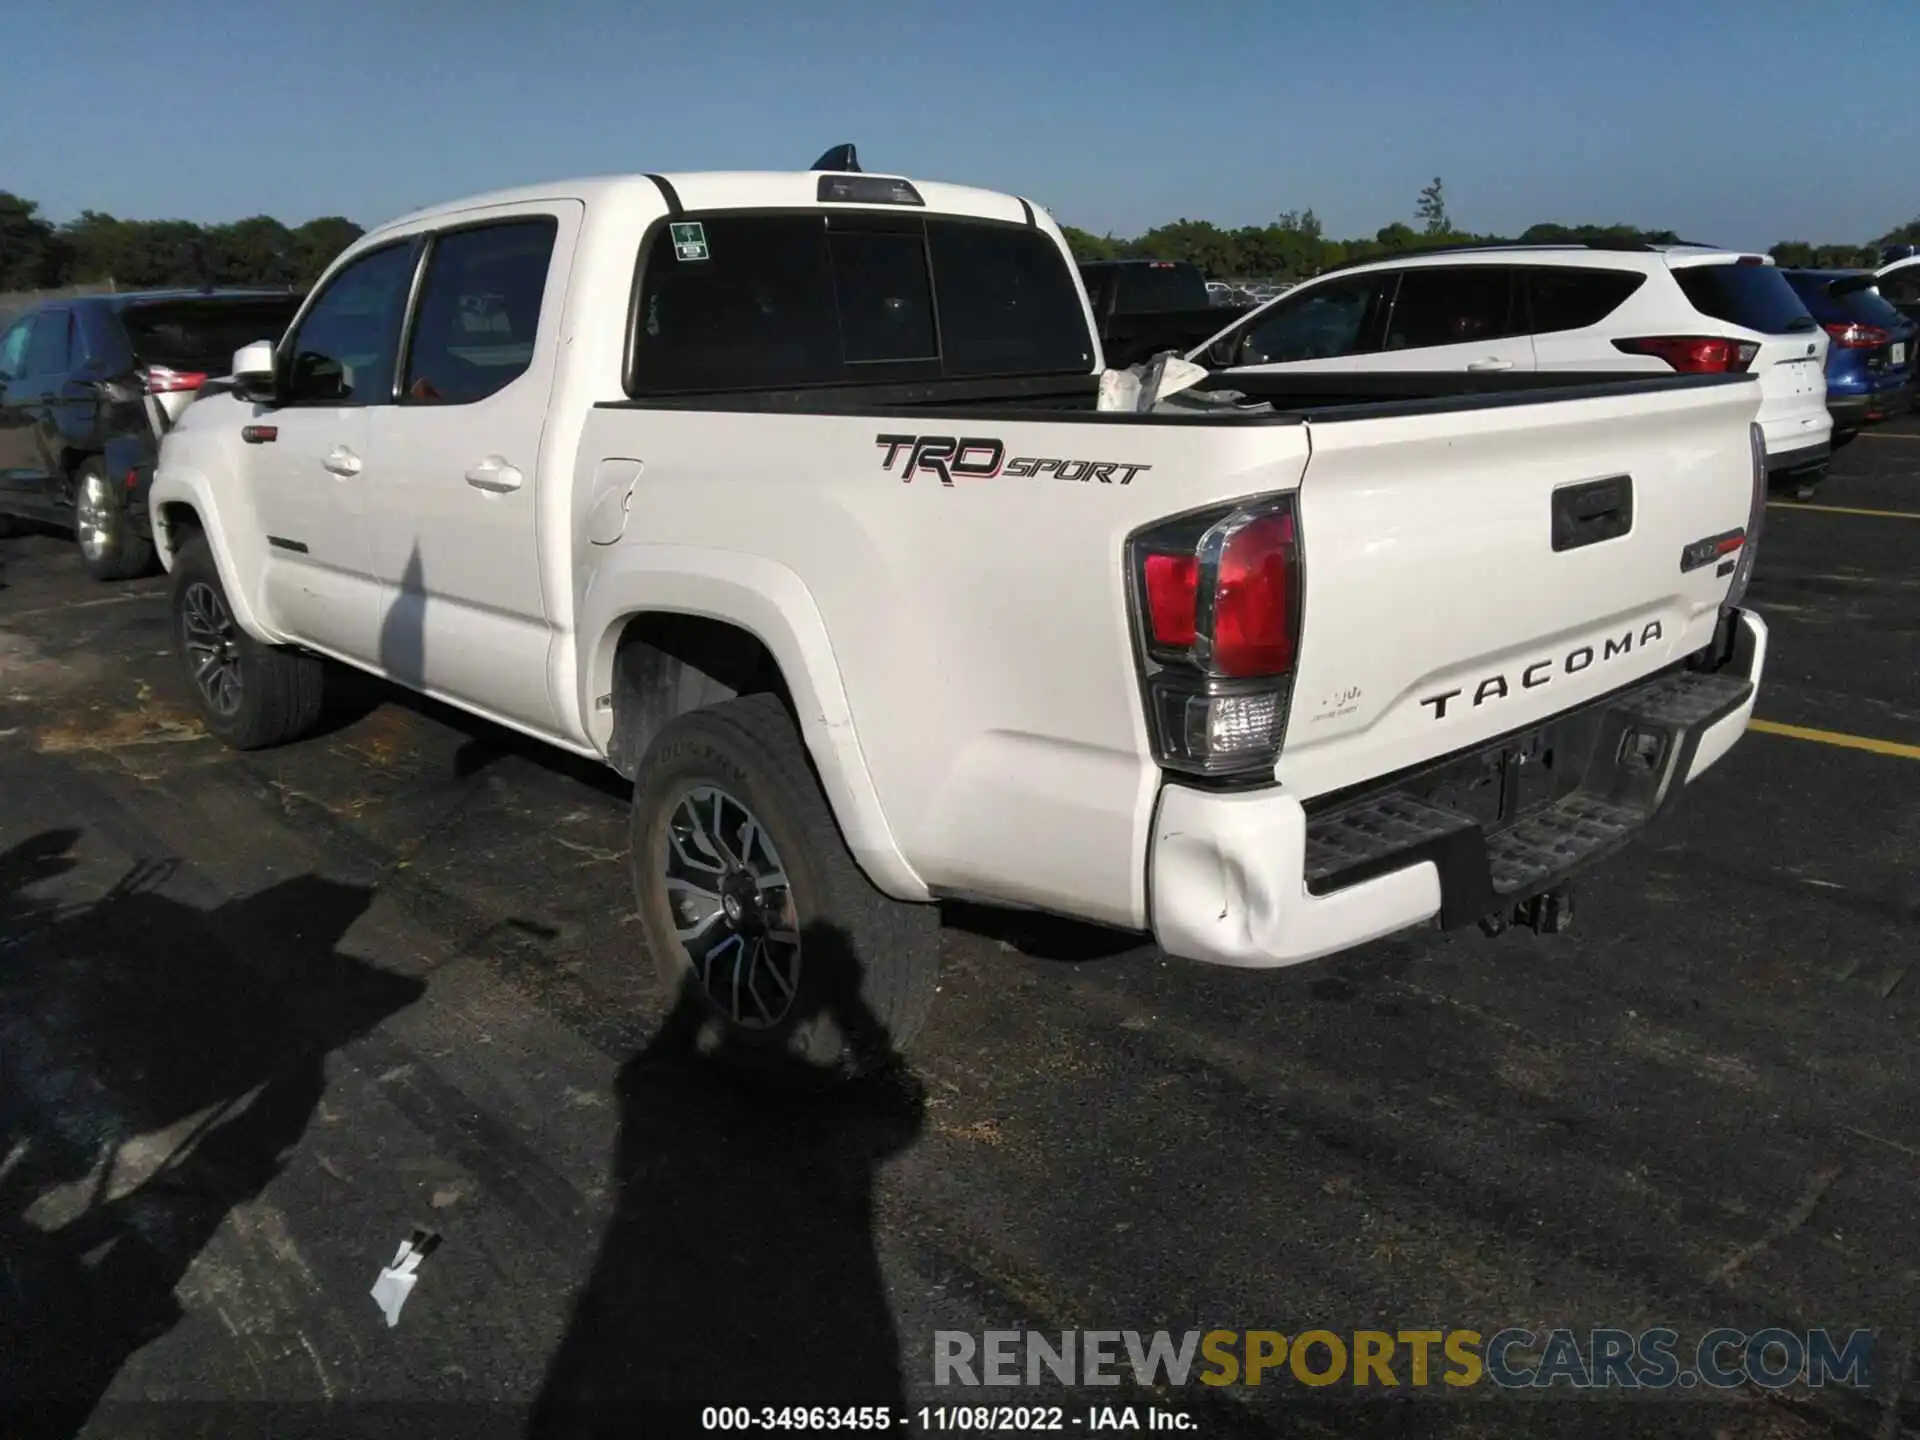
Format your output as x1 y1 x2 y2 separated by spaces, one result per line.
370 1230 439 1328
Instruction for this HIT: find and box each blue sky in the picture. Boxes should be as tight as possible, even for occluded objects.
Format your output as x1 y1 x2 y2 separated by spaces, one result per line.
3 0 1913 248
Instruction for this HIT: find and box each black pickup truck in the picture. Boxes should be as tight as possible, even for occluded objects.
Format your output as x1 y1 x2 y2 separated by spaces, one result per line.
1078 259 1255 369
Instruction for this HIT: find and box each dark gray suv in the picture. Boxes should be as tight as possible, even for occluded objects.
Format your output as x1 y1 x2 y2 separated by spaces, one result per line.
0 290 302 579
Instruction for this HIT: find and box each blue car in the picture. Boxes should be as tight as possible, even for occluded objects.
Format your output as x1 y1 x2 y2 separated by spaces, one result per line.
1779 268 1916 447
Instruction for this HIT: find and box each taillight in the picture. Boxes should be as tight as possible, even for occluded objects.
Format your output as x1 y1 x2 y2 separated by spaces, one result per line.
1130 496 1303 778
1143 554 1199 646
143 365 207 394
1612 337 1760 373
1820 321 1891 349
1725 422 1765 608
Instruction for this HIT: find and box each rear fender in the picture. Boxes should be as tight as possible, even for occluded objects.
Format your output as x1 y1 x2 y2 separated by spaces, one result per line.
578 544 927 902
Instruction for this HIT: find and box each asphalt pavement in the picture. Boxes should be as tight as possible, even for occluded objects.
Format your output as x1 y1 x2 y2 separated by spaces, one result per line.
1 423 1916 1439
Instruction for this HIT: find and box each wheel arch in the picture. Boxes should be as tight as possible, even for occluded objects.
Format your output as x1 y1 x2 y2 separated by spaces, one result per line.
579 547 927 903
145 467 274 641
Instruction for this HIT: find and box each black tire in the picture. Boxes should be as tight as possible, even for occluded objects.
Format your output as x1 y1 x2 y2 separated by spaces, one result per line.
73 457 155 582
0 513 22 539
170 536 326 750
1830 429 1858 453
629 693 940 1081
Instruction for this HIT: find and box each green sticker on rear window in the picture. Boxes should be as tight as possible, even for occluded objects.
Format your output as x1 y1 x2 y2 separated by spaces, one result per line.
670 222 709 262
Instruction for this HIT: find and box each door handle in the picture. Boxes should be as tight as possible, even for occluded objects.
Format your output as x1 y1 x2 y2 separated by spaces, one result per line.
322 446 362 477
464 457 524 493
1467 359 1514 373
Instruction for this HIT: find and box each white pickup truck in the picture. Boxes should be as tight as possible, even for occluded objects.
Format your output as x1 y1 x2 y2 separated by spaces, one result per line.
150 156 1770 1077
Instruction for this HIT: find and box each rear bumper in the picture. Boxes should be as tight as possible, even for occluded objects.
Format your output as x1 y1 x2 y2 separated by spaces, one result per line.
1148 608 1767 969
1763 436 1829 473
1829 379 1914 430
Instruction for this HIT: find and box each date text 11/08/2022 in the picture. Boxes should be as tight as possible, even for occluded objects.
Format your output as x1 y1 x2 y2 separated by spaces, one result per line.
701 1406 1192 1431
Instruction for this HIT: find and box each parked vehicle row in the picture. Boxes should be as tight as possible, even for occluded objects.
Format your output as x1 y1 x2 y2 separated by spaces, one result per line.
1779 268 1915 445
0 289 303 576
135 149 1770 1082
1186 242 1842 498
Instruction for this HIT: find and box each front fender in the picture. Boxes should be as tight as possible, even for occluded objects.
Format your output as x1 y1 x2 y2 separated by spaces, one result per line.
577 544 928 903
146 461 275 643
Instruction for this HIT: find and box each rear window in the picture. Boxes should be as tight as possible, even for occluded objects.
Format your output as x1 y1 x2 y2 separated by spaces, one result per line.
1108 263 1208 314
1672 264 1817 336
629 213 1092 395
1526 268 1645 333
1782 271 1909 331
122 298 302 372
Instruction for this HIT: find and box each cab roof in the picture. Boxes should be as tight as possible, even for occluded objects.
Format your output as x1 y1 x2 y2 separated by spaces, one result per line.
372 171 1036 238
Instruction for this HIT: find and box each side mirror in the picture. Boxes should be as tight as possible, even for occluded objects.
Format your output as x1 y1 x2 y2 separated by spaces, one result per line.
231 339 278 401
1204 335 1242 369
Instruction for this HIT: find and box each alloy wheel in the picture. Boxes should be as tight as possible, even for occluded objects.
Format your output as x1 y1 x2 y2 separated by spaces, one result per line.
76 471 115 563
181 581 244 718
662 785 801 1029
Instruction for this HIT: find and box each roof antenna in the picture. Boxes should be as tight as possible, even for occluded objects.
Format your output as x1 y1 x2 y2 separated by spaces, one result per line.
812 144 860 173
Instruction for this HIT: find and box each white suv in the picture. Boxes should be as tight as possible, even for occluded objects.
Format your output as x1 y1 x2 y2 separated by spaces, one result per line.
1191 244 1832 494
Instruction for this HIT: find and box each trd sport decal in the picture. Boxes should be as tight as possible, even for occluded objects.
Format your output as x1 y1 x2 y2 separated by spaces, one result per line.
876 434 1151 487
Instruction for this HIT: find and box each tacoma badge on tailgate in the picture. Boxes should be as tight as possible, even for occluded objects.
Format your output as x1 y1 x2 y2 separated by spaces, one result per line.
1420 622 1666 720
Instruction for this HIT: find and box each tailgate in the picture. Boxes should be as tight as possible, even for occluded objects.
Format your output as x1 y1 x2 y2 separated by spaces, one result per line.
1280 376 1762 800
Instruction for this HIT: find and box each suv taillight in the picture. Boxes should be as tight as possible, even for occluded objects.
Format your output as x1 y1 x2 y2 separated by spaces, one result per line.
1612 336 1760 373
1130 496 1303 778
1821 321 1891 350
143 365 207 394
1726 422 1765 609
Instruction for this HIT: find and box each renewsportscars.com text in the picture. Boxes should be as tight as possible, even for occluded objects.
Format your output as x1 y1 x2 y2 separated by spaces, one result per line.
933 1328 1875 1392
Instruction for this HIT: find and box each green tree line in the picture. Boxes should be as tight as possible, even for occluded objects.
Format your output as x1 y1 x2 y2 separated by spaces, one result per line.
1 191 363 292
5 178 1916 295
1061 178 1920 280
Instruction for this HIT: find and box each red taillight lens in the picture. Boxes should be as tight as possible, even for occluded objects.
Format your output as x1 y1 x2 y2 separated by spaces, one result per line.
1130 497 1304 778
1612 337 1759 373
143 365 207 394
1821 321 1891 349
1211 511 1298 677
1143 553 1199 647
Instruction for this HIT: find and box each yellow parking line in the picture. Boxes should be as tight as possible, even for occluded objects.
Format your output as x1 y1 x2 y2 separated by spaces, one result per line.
1858 431 1920 441
1766 502 1920 519
1749 719 1920 760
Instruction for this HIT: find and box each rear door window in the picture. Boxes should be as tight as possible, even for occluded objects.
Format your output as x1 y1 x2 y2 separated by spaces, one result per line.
401 218 559 404
629 212 1092 394
1525 268 1645 333
121 298 303 375
1383 267 1522 350
1673 263 1817 335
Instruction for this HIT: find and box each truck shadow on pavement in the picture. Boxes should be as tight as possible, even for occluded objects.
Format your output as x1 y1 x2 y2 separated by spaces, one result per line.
0 830 423 1440
528 924 926 1437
